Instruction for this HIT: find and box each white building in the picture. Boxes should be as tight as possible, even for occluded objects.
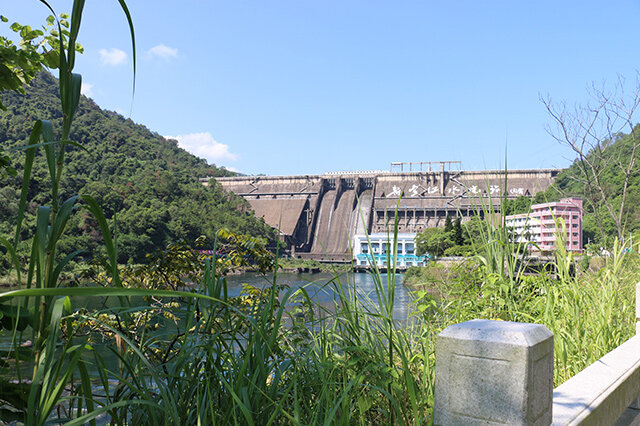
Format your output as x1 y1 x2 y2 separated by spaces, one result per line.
504 214 542 245
352 233 429 269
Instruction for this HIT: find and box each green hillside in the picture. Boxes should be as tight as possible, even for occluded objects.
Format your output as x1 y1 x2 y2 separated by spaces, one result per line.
541 126 640 246
0 72 275 264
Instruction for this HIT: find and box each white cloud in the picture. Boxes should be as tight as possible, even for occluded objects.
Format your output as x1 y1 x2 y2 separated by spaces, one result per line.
146 44 178 60
165 132 239 163
99 48 127 66
81 82 94 97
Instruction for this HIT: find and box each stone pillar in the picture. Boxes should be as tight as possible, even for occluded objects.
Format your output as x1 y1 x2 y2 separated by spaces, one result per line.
433 319 553 426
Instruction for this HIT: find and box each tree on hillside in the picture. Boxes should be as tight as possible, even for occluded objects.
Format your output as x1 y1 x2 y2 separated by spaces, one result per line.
444 215 453 233
454 217 465 245
0 70 273 263
542 76 640 242
502 195 532 216
415 227 454 257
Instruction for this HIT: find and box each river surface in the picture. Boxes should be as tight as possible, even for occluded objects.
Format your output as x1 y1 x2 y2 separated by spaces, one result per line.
225 271 415 321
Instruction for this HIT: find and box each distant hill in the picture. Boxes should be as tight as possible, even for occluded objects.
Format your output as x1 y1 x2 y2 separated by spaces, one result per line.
0 72 275 263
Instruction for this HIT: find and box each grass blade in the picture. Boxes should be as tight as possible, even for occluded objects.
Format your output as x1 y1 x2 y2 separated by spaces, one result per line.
13 120 42 246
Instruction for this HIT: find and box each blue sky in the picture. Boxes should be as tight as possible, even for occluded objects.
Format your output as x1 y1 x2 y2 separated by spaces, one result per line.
3 1 640 175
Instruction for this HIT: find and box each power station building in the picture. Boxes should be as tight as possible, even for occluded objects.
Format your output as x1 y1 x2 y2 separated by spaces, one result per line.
352 233 429 269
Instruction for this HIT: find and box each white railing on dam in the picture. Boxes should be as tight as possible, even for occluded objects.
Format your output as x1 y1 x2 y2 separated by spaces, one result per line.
432 282 640 425
323 170 388 175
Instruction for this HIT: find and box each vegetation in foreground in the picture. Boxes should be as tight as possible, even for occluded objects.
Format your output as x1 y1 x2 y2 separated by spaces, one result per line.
2 222 637 424
1 2 639 424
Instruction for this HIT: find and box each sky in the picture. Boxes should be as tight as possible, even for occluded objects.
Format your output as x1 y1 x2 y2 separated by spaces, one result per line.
3 1 640 176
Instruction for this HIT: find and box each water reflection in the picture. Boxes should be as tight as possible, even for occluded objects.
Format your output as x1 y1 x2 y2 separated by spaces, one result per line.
224 272 414 321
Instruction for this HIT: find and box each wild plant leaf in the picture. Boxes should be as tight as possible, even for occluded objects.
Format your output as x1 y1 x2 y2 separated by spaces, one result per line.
49 195 78 250
34 206 51 282
67 0 85 71
0 237 21 286
51 249 84 285
116 0 136 101
68 72 82 126
40 115 57 193
13 120 42 246
81 194 122 286
27 296 64 424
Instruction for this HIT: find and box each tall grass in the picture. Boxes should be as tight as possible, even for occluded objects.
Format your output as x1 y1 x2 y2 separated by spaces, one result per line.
4 224 637 423
0 0 136 423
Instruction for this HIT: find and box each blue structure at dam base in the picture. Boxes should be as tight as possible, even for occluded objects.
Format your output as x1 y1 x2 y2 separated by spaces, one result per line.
352 233 430 270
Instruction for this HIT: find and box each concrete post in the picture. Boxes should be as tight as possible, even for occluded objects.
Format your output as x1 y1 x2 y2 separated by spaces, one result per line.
433 319 553 426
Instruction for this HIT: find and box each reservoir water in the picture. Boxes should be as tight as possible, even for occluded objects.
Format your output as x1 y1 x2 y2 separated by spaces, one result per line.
224 271 415 321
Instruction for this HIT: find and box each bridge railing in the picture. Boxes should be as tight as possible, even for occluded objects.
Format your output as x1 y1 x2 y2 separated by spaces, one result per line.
432 282 640 425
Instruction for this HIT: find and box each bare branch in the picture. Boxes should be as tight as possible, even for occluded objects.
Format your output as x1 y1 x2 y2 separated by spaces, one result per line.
542 73 640 243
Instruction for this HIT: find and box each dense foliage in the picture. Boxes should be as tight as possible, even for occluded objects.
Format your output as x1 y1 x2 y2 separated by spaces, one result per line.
415 216 483 257
0 72 275 265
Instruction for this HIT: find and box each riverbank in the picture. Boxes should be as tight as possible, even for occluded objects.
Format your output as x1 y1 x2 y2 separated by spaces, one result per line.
0 259 354 287
402 254 609 294
275 258 353 274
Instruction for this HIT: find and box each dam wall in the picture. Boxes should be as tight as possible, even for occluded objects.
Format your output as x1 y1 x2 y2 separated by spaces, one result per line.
214 169 559 261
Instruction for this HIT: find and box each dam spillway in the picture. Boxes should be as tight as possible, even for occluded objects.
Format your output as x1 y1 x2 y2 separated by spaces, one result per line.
212 168 559 262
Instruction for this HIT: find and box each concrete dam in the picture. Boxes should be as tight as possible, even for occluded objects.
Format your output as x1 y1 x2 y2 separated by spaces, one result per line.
212 166 559 262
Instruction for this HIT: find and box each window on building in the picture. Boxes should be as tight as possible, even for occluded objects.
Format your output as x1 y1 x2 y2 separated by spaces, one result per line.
573 215 578 220
361 243 369 254
573 233 578 237
405 243 415 255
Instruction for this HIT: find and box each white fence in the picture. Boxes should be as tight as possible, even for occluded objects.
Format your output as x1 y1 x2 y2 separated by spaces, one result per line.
433 283 640 425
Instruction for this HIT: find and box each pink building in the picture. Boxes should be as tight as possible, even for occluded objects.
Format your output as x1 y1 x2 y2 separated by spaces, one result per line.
505 198 583 252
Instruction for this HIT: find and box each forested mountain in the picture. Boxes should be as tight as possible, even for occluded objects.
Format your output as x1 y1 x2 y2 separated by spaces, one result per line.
540 126 640 246
0 72 275 264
